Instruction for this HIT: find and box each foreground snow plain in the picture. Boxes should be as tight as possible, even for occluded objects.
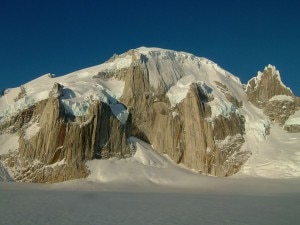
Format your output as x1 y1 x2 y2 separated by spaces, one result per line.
0 179 300 225
1 127 300 225
1 177 300 225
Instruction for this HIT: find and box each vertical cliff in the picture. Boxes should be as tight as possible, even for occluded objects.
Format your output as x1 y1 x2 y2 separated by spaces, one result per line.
1 83 129 182
121 57 249 176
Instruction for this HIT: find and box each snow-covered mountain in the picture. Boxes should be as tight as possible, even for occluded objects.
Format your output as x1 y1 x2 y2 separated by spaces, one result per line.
0 47 299 183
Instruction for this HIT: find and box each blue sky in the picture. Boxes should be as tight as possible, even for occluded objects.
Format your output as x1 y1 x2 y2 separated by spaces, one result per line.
1 0 299 95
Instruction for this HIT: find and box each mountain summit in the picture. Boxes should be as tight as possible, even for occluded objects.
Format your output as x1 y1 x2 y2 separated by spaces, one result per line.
0 47 299 182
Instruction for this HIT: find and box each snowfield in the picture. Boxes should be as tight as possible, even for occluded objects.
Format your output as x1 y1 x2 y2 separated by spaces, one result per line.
239 124 300 178
1 129 300 225
1 177 300 225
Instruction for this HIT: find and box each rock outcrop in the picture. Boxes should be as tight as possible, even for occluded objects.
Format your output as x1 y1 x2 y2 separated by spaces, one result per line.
246 65 297 126
283 110 300 133
246 65 293 108
1 83 129 182
284 123 300 133
0 48 298 183
121 61 248 176
263 95 296 125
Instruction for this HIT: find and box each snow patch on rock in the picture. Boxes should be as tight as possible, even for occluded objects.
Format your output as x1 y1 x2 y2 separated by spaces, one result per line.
285 110 300 126
61 100 90 117
269 95 294 102
109 103 129 125
46 159 66 168
0 64 127 124
208 98 239 118
24 122 40 140
0 92 49 122
0 133 19 155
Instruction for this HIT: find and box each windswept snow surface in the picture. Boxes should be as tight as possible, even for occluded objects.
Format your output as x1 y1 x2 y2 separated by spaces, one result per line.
1 177 300 225
0 178 300 225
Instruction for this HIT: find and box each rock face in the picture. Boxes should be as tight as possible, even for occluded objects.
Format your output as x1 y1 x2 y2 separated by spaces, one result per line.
246 65 297 126
0 48 298 183
121 64 248 176
0 83 129 182
246 65 294 108
263 96 296 125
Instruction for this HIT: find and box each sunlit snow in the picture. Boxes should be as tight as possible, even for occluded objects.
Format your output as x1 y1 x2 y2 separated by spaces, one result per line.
269 95 294 102
285 110 300 126
0 65 128 124
0 133 19 155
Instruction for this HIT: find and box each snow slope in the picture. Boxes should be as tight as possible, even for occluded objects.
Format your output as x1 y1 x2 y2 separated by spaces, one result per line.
87 130 300 185
0 68 128 124
87 137 202 186
238 124 300 178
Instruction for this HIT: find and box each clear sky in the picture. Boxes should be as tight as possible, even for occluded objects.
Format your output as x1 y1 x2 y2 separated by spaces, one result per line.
1 0 299 95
